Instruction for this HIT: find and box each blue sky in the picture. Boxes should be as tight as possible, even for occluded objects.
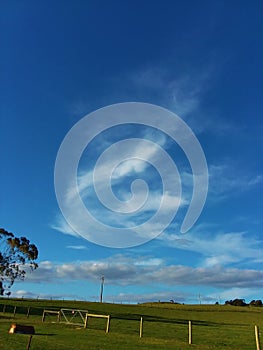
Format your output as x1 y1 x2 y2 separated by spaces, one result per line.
1 0 263 303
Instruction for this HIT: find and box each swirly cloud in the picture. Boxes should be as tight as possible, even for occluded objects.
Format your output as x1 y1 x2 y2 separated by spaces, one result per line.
54 102 208 248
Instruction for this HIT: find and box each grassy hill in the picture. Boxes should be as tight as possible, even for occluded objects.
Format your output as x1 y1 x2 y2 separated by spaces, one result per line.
0 298 262 349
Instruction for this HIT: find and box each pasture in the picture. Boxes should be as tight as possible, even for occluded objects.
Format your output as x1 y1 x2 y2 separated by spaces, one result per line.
0 298 262 349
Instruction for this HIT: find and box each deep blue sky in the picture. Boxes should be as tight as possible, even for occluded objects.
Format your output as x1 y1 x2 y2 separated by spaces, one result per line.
1 0 263 303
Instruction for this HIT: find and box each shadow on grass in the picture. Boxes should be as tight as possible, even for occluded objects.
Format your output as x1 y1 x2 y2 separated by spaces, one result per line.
108 312 233 327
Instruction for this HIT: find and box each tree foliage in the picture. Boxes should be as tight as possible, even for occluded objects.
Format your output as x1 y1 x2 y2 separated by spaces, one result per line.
225 299 247 306
0 228 38 295
250 299 263 307
225 298 263 307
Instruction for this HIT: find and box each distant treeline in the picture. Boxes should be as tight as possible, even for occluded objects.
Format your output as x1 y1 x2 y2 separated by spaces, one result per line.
224 299 262 306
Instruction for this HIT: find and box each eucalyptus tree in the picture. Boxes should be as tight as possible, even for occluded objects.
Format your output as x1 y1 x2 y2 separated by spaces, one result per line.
0 228 38 295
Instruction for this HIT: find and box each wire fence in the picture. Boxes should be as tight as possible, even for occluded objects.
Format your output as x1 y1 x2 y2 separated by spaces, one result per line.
0 301 261 349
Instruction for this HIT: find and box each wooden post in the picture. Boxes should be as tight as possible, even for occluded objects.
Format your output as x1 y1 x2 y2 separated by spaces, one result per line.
139 317 143 338
84 313 88 329
42 310 46 322
188 321 192 345
13 306 17 318
106 315 110 333
3 305 6 313
255 325 261 350
27 307 31 318
27 335 33 350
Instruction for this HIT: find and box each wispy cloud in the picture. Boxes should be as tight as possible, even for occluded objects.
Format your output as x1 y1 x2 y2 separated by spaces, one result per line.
66 245 88 250
51 215 79 237
208 164 263 199
129 66 214 119
52 130 188 242
126 64 248 139
159 229 263 267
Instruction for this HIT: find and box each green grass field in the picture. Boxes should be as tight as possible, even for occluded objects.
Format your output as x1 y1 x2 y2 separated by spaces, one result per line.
0 298 262 349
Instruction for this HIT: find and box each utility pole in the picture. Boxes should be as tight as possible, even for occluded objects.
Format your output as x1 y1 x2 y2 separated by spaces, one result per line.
100 276 104 303
198 293 201 305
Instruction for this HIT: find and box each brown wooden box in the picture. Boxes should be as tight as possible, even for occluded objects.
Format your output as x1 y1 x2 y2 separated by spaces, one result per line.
9 324 35 334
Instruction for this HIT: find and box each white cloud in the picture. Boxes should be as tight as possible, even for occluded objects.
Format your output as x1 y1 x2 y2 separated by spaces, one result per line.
208 287 256 302
9 289 82 301
134 258 163 266
9 288 188 304
52 131 189 242
51 215 79 237
61 135 171 208
66 245 88 250
106 291 188 304
159 230 263 267
25 255 263 290
9 287 259 305
113 159 147 177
